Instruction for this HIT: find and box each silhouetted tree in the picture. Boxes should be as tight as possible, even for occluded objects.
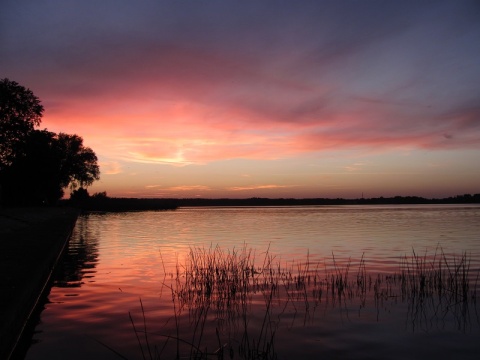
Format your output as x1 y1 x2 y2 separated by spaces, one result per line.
70 187 90 202
1 130 100 205
55 133 99 190
0 78 43 169
0 79 100 206
91 191 107 199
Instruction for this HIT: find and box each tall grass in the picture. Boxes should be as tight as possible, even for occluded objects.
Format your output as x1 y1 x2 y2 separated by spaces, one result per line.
124 245 479 359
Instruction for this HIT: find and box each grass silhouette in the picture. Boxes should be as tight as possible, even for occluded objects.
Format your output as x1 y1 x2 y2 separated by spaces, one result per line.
101 245 479 359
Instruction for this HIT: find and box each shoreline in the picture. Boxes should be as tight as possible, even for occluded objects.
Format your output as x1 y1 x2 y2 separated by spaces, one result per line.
71 193 480 207
62 194 480 212
0 207 79 359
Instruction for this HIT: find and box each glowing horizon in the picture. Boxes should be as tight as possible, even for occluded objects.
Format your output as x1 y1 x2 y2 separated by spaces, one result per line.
2 1 480 199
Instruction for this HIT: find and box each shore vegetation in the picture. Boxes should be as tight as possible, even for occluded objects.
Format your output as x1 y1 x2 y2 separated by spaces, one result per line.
0 78 100 206
109 245 479 359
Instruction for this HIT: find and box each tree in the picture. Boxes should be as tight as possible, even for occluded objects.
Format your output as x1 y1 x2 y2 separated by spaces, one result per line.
1 130 100 205
55 133 100 190
0 79 100 206
70 187 91 202
2 130 60 204
0 78 43 169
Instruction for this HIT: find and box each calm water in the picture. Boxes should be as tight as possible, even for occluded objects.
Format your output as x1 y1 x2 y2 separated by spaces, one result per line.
23 205 480 359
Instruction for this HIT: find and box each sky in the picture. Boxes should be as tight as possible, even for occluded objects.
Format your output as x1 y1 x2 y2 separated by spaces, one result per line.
1 0 480 199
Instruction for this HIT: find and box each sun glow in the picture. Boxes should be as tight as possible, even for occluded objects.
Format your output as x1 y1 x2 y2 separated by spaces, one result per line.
3 1 479 198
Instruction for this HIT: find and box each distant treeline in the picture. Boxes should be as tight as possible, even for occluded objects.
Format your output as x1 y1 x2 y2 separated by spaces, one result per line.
67 193 480 212
67 192 178 212
166 193 480 207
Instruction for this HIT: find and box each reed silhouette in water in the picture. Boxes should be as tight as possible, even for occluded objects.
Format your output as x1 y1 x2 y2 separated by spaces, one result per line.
116 245 479 360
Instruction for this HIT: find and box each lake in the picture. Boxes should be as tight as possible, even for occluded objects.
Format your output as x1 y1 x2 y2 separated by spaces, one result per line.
21 205 480 359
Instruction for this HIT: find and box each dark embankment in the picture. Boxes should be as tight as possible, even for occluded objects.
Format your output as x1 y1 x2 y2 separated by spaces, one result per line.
68 197 178 212
65 193 480 211
165 193 480 207
0 207 78 359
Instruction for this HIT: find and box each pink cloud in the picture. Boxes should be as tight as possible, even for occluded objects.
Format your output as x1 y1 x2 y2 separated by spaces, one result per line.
100 161 122 175
41 93 480 168
30 29 480 168
227 184 295 192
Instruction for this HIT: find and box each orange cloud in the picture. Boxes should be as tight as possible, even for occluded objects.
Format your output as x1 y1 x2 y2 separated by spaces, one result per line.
167 185 212 192
145 185 162 189
227 184 295 192
100 161 122 175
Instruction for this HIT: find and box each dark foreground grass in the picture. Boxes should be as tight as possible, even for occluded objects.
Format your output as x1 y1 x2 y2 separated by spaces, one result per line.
107 245 479 360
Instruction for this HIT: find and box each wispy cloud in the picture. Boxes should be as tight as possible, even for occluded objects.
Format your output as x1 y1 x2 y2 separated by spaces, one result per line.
166 185 212 192
2 1 480 197
6 5 475 147
99 161 122 175
145 184 162 189
227 184 294 192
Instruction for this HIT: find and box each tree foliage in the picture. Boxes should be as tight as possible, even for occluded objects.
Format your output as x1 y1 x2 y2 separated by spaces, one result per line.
55 133 100 190
0 78 44 168
0 78 100 206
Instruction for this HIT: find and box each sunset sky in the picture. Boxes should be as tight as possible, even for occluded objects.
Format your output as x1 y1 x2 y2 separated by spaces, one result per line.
2 0 480 199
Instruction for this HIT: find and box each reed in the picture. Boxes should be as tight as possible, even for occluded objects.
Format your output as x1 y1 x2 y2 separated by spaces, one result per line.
123 245 479 359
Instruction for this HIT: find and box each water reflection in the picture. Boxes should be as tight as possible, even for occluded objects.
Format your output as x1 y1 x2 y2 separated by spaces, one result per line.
128 246 480 359
13 216 100 359
53 215 99 288
23 206 480 360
